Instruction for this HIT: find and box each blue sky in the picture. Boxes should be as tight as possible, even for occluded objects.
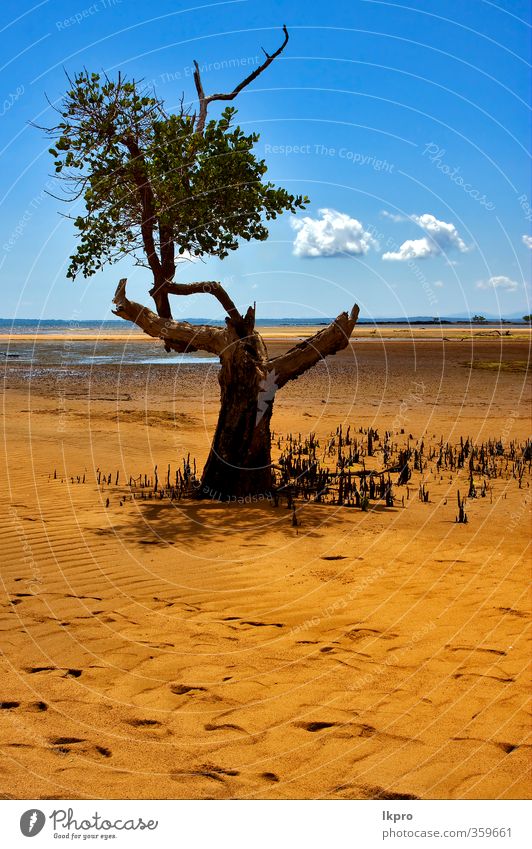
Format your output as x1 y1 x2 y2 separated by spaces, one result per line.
1 0 530 320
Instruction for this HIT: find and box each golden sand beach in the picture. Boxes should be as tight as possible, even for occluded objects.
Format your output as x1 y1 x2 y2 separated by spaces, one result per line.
0 330 530 800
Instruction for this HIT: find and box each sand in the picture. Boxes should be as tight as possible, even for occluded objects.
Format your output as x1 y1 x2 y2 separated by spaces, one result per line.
1 322 529 344
0 330 530 800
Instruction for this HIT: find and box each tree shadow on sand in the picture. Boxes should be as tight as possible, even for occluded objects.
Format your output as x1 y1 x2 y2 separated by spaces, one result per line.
115 495 379 548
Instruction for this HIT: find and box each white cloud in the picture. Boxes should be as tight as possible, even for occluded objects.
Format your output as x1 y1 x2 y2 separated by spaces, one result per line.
291 208 378 258
383 238 434 261
382 212 468 261
411 213 468 251
476 275 519 292
381 210 405 222
522 235 532 249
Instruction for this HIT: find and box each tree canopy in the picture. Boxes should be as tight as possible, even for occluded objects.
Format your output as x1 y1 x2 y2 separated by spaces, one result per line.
46 69 307 284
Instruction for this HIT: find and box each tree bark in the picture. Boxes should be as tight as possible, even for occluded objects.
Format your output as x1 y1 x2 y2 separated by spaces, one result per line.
271 305 359 388
198 317 275 500
112 279 226 354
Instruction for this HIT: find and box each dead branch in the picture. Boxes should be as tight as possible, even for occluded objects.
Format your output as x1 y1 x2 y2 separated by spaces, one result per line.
270 305 360 387
112 278 226 354
156 280 242 324
193 25 289 133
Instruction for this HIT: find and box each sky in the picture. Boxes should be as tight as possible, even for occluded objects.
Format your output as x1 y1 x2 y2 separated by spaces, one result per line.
0 0 531 321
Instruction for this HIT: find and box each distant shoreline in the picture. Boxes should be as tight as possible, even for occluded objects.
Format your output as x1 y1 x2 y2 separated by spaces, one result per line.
0 317 529 328
1 325 530 347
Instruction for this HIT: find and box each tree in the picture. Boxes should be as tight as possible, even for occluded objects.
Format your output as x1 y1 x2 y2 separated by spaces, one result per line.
472 314 487 323
45 27 359 499
523 315 532 323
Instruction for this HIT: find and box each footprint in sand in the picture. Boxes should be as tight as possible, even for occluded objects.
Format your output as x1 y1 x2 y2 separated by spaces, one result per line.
446 644 507 656
331 783 419 800
346 628 397 642
360 784 419 800
261 772 280 782
296 721 337 732
497 607 528 619
50 737 85 756
50 736 85 745
171 764 239 782
1 700 48 712
498 743 520 754
24 666 56 674
453 672 514 683
453 737 520 755
49 737 112 759
204 722 246 733
240 620 284 628
24 666 83 678
170 684 207 695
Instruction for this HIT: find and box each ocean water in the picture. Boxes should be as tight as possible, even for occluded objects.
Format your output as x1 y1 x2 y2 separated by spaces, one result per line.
0 339 219 368
0 318 337 336
0 318 330 368
0 321 225 367
1 316 520 369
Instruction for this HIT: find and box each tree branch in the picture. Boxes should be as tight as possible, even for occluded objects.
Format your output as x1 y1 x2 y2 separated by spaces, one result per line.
159 223 175 280
193 25 289 133
112 278 226 355
154 280 242 323
123 135 162 280
270 304 360 388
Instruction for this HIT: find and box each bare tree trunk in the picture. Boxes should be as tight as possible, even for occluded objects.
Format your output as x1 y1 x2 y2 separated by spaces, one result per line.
150 277 172 320
113 279 360 501
199 319 274 500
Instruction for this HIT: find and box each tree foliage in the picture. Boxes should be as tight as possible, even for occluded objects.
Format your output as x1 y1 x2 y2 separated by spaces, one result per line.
46 70 307 281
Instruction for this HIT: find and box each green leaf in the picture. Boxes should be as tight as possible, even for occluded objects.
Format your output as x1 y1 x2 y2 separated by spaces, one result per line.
46 70 309 283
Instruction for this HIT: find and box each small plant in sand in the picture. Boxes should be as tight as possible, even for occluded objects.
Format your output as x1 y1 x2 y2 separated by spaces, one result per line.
73 428 530 525
43 27 359 500
456 490 468 524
